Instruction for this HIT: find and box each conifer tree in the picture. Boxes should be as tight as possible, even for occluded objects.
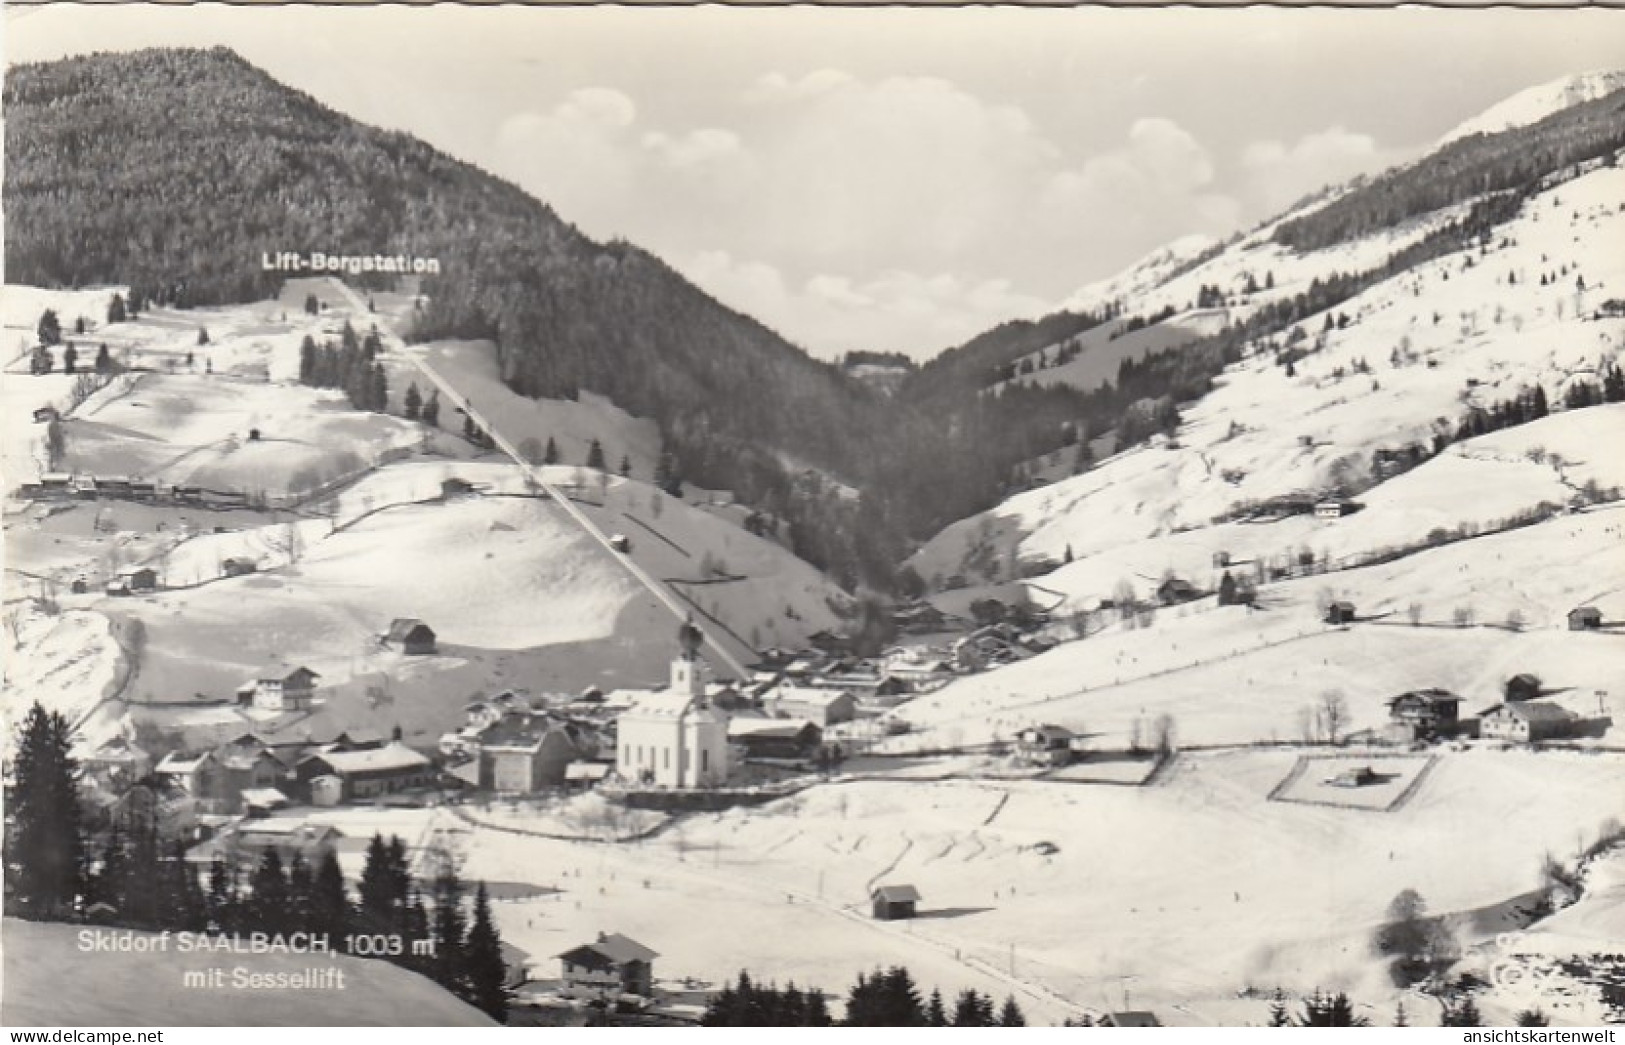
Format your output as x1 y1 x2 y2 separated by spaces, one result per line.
463 881 510 1023
287 853 314 931
249 849 290 934
925 988 947 1027
358 834 398 935
299 335 317 383
403 382 422 421
309 850 350 940
543 437 559 465
421 390 441 427
1442 997 1483 1027
431 862 468 994
207 856 238 931
1297 990 1368 1026
586 438 606 471
369 362 388 412
165 841 208 932
37 309 61 346
108 293 127 325
403 884 431 973
998 995 1027 1027
88 825 129 913
120 822 163 929
952 988 996 1027
7 702 85 919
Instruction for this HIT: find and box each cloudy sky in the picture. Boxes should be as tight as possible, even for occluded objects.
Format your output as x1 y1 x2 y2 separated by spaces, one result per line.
7 5 1625 360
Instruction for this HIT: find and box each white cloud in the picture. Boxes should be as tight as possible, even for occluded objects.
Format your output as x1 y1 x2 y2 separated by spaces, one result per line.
496 78 1261 357
746 68 856 103
1240 126 1411 217
1036 117 1239 279
495 88 640 238
685 250 1053 362
555 86 637 129
642 127 744 170
1129 116 1215 195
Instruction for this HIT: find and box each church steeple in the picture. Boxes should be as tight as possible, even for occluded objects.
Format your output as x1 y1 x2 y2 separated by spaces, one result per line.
671 617 706 698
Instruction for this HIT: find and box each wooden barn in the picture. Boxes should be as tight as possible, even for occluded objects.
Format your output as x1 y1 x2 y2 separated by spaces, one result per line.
1324 601 1356 625
384 618 438 655
871 883 921 921
1568 606 1603 631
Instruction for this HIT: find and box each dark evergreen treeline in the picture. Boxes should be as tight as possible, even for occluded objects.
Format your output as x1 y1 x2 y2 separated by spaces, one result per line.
841 349 917 371
701 965 1025 1027
1274 86 1625 251
4 702 511 1022
298 320 387 412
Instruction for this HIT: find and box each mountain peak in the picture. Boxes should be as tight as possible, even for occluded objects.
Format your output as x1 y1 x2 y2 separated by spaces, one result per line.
1437 69 1625 148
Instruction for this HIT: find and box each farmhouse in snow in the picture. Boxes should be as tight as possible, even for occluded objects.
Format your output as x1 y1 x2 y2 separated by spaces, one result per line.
1480 701 1577 743
1385 689 1461 740
383 618 438 655
764 684 856 727
1324 600 1356 625
1157 576 1201 606
221 557 258 578
727 717 823 761
237 666 321 712
472 712 585 792
1016 724 1077 767
556 932 658 999
295 742 433 802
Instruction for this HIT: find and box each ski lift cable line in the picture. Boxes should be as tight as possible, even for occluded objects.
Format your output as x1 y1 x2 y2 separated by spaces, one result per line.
407 354 750 678
328 279 750 679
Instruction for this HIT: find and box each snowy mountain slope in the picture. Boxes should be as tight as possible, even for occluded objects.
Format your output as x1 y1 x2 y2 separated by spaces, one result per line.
1060 233 1216 316
911 163 1625 597
897 507 1625 754
1439 70 1625 148
403 338 664 483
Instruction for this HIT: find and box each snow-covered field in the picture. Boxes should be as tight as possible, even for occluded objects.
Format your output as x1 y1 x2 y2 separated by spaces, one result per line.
60 372 425 497
293 745 1622 1026
407 339 665 482
890 510 1624 753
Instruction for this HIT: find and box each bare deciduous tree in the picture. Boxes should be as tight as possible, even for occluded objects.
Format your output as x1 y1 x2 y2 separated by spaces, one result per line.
1319 690 1349 745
